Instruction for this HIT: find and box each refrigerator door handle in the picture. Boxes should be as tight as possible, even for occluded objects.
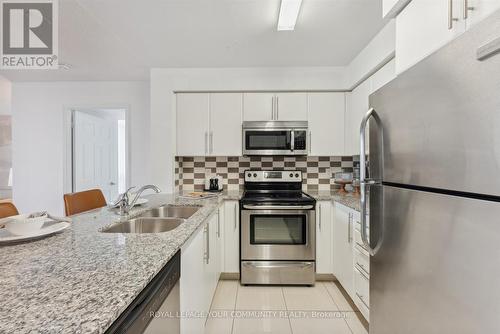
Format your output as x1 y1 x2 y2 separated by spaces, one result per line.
360 107 383 256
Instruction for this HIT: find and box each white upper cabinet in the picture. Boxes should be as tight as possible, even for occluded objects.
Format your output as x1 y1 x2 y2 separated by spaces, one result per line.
243 92 307 121
176 93 209 156
177 93 243 156
307 93 345 156
345 79 371 156
243 93 275 121
275 93 308 121
466 0 500 27
396 0 466 74
209 93 243 156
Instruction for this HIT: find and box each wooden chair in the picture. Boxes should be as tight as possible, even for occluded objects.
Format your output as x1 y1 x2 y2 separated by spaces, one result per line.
63 189 107 216
0 202 19 219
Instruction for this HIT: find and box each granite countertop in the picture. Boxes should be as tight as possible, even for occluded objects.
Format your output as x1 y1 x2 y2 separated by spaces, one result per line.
0 192 234 334
307 190 361 212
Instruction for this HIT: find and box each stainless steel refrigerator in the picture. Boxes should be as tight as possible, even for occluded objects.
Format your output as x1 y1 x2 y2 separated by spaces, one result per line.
358 10 500 334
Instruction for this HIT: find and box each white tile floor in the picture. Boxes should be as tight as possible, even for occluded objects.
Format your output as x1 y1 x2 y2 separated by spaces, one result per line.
205 280 368 334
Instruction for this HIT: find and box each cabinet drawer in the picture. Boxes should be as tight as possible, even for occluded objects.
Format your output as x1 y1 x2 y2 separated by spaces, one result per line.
354 246 370 275
354 265 370 319
353 228 370 258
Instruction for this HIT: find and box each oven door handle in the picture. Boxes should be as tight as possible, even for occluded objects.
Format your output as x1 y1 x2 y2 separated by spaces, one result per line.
242 204 314 210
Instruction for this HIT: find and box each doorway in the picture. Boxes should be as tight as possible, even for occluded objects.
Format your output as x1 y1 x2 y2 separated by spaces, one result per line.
71 108 127 203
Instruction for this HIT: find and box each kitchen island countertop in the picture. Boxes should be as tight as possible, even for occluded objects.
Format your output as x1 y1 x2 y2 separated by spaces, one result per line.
0 192 233 334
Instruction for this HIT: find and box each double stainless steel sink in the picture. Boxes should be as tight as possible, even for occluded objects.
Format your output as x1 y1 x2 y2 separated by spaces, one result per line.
102 205 200 234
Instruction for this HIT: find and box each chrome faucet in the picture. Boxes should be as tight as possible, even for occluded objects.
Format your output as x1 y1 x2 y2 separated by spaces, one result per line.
113 184 161 216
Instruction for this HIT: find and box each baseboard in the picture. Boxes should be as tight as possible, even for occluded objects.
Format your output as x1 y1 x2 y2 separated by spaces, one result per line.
220 272 240 280
315 273 336 281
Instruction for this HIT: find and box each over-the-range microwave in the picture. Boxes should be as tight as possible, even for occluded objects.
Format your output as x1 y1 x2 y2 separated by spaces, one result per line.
242 121 308 156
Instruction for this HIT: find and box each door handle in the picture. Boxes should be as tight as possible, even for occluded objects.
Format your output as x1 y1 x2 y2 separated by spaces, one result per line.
217 211 221 238
271 96 275 120
347 212 352 243
242 204 314 210
308 131 312 154
477 36 500 61
276 96 279 120
360 108 384 255
204 224 210 264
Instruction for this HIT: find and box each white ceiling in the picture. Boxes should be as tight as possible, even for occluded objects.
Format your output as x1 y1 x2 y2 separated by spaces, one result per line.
0 0 386 81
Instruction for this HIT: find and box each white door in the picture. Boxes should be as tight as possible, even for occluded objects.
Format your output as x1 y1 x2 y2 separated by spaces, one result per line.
73 111 119 202
316 201 333 274
466 0 500 27
396 0 466 73
243 93 275 121
176 93 209 156
275 93 308 121
308 93 345 156
209 93 243 156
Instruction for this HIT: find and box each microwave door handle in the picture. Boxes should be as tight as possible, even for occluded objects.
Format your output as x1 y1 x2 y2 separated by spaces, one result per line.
290 131 295 152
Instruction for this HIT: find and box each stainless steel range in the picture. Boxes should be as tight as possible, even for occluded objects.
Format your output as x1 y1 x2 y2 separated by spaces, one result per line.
239 170 316 285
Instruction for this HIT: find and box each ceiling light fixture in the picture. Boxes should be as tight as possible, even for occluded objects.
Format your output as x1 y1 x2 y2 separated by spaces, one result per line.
277 0 302 31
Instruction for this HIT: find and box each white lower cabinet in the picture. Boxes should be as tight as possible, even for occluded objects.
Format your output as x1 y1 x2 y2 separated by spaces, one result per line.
316 201 333 274
223 200 240 273
180 210 221 334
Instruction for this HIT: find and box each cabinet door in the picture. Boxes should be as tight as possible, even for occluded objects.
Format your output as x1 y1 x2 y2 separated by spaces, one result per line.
223 201 240 273
206 215 219 303
243 93 275 121
467 0 500 28
371 59 396 94
176 93 209 156
210 93 243 156
275 92 308 121
345 79 371 156
180 227 206 334
333 203 354 298
316 201 333 274
308 93 345 156
396 0 466 74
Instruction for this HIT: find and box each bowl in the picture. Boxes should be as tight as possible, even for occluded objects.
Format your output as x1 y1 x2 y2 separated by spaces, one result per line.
4 215 49 235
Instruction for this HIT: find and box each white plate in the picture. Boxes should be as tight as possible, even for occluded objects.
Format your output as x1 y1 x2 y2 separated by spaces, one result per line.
0 222 70 245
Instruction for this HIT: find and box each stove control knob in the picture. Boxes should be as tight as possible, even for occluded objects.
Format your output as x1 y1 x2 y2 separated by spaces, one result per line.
247 173 252 178
289 173 294 178
253 173 257 177
295 173 300 178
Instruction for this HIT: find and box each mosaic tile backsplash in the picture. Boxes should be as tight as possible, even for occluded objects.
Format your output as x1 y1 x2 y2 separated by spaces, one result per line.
175 156 355 192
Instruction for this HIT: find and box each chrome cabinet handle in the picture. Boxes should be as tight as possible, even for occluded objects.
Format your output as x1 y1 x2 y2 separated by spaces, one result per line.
217 210 221 238
234 204 237 231
204 224 209 264
318 204 322 231
463 0 474 19
290 130 295 152
360 108 384 256
347 212 352 243
209 132 214 154
448 0 459 30
276 96 279 120
205 131 209 154
271 96 275 120
308 131 312 153
477 36 500 61
356 242 369 253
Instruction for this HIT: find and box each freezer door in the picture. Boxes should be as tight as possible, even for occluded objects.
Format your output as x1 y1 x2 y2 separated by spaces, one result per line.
369 10 500 196
370 184 500 334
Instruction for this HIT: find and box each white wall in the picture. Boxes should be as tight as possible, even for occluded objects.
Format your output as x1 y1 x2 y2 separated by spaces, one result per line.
0 75 11 115
150 67 348 192
12 81 150 215
347 19 396 88
0 75 12 199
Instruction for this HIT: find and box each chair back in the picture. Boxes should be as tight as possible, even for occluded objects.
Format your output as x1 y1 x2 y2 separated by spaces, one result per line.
0 202 19 219
64 189 107 216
